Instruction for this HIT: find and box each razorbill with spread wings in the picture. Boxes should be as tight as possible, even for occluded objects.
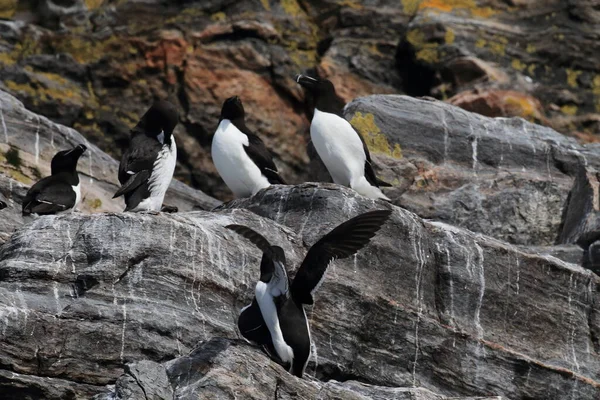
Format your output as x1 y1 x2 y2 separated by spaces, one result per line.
22 144 87 215
227 209 392 377
113 100 178 212
212 96 286 198
296 74 390 200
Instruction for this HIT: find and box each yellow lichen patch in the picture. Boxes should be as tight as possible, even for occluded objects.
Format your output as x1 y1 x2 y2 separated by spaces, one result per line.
349 112 402 159
511 59 526 71
560 105 578 116
402 0 421 15
288 49 317 68
261 0 271 10
87 198 103 209
0 52 16 66
5 79 84 105
526 43 536 53
475 38 486 48
281 0 303 16
527 63 536 76
0 0 17 18
84 0 104 10
52 35 119 64
504 95 539 120
407 29 439 63
444 28 455 44
566 69 581 88
211 11 226 21
338 0 362 9
488 40 506 56
592 75 600 95
418 0 496 18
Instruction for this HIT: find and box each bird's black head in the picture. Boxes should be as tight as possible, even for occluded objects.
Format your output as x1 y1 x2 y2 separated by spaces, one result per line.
134 100 179 140
295 74 344 115
51 144 87 175
220 96 245 122
259 245 287 283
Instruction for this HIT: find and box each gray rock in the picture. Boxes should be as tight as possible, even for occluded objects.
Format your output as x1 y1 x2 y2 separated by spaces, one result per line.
343 95 599 246
99 338 506 400
1 183 597 399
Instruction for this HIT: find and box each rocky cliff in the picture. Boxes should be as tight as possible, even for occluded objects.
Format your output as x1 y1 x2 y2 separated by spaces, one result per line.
0 89 599 398
1 0 599 201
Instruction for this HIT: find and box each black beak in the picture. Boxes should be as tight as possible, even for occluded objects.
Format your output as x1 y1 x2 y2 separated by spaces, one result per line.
76 144 88 153
295 74 318 88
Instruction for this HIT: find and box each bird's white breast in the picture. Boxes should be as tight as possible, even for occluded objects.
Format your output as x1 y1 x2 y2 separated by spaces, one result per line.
255 281 294 364
72 180 81 211
212 120 270 198
310 109 366 186
134 137 177 211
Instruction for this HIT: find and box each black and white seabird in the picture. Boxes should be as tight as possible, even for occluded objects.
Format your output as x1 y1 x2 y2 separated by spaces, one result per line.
22 144 87 215
113 100 178 212
212 96 286 198
227 209 392 377
296 74 391 200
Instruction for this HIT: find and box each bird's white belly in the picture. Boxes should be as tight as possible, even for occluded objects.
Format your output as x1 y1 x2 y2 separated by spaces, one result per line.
133 138 177 212
72 180 81 211
212 120 270 198
311 109 365 186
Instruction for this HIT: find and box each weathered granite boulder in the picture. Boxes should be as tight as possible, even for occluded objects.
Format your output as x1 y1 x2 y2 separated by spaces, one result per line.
344 95 600 247
0 184 598 399
0 89 220 242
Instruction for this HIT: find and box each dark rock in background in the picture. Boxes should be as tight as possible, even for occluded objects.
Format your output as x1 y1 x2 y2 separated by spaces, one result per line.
2 0 600 201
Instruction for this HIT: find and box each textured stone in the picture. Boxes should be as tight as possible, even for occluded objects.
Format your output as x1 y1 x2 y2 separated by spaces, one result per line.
1 183 597 399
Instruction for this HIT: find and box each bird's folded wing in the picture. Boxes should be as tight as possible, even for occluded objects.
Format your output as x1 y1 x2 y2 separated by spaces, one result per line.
113 170 151 198
291 209 392 304
242 131 286 185
23 181 75 215
238 299 270 344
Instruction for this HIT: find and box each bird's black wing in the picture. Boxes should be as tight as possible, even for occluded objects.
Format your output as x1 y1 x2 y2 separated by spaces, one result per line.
238 299 271 345
291 210 392 304
114 134 161 199
237 123 286 185
22 176 76 215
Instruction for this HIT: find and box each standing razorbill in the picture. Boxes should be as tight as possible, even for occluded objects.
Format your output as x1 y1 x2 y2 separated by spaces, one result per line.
113 100 178 212
296 74 391 200
227 209 392 377
212 96 286 198
22 144 87 215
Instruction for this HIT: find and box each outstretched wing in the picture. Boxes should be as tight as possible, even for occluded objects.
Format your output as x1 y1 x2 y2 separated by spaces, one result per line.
22 176 76 216
291 209 392 304
114 134 161 198
226 224 272 253
238 123 286 185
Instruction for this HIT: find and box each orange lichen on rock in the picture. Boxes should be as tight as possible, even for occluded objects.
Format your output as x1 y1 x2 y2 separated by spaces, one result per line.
419 0 496 18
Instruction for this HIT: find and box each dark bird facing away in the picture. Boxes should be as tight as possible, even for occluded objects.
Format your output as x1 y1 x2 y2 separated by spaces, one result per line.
113 100 179 212
296 74 391 200
22 144 87 216
212 96 286 198
227 209 392 377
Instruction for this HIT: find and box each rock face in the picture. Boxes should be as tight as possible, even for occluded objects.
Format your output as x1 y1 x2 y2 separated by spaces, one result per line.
0 183 598 399
0 89 220 242
1 0 599 201
344 94 599 247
